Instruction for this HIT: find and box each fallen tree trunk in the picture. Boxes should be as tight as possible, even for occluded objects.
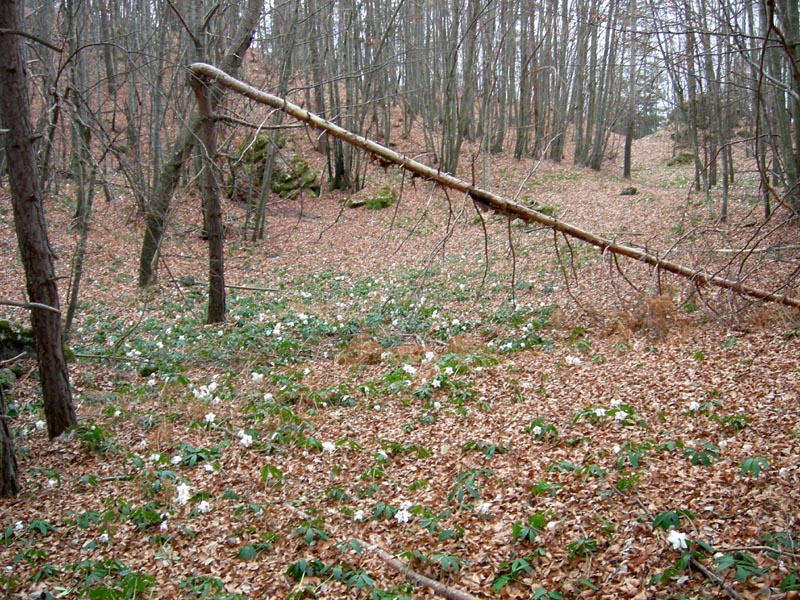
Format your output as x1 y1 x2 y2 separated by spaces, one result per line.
189 62 800 309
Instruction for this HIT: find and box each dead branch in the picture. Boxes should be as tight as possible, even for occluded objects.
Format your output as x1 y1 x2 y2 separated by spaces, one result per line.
188 62 800 309
0 299 61 313
281 503 480 599
368 544 480 600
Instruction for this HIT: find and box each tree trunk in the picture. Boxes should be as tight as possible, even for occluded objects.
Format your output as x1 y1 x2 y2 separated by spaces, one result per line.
0 1 78 439
190 75 226 324
623 0 638 180
0 386 19 497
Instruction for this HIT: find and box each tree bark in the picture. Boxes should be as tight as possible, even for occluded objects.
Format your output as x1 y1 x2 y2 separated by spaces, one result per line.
0 386 19 497
190 74 226 324
0 1 78 439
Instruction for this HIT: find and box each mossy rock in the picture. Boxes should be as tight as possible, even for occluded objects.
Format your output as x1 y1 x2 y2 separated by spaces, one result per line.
620 187 638 196
0 320 36 361
363 185 396 210
0 368 16 391
347 197 366 209
667 152 694 166
228 134 317 202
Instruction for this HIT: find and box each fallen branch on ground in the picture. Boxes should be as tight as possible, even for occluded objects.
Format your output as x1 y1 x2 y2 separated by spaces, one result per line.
282 503 479 599
368 544 480 600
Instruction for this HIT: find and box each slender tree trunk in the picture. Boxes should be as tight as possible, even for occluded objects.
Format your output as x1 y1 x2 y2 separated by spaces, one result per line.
0 386 19 497
623 0 638 180
190 75 225 324
0 1 78 439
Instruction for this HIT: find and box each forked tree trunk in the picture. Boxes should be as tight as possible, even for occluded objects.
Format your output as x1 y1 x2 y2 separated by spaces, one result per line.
0 1 78 439
138 0 262 287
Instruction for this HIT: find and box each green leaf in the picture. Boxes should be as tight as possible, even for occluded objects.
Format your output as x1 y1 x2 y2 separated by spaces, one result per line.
740 456 768 478
237 545 257 560
652 511 680 531
491 573 513 592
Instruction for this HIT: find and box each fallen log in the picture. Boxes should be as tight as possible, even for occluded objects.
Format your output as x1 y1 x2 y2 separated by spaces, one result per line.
189 62 800 309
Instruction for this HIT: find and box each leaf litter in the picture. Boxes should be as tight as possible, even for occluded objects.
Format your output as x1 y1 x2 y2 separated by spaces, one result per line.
0 127 799 599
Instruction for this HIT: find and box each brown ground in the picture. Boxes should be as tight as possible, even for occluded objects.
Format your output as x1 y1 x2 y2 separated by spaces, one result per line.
1 121 799 600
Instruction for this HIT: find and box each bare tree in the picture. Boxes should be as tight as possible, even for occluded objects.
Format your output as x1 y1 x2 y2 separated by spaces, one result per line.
0 2 78 439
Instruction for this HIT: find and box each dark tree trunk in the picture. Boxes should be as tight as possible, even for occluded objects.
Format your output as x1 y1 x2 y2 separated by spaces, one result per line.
0 0 78 439
0 387 19 497
190 74 226 324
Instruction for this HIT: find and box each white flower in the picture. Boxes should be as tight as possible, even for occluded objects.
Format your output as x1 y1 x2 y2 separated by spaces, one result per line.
688 401 701 411
159 520 169 532
203 463 215 473
532 425 542 436
238 431 253 447
402 364 417 376
667 529 688 550
149 453 161 463
175 483 191 506
197 500 211 514
373 404 381 411
171 455 183 465
431 378 441 388
475 502 492 515
35 420 45 431
263 393 273 401
395 504 412 523
375 450 388 461
546 520 558 531
433 401 441 411
321 441 336 454
47 478 58 488
203 412 216 424
424 351 435 363
594 408 606 417
610 399 622 408
98 533 109 543
14 521 23 531
612 444 621 454
614 410 627 421
113 409 121 417
251 372 264 384
353 510 364 522
565 355 582 366
444 366 454 376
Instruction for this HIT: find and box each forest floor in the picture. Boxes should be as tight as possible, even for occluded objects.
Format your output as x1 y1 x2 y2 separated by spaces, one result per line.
1 118 799 600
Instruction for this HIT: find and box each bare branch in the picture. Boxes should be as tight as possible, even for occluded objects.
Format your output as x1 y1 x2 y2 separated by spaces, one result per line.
0 300 60 314
0 28 61 52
